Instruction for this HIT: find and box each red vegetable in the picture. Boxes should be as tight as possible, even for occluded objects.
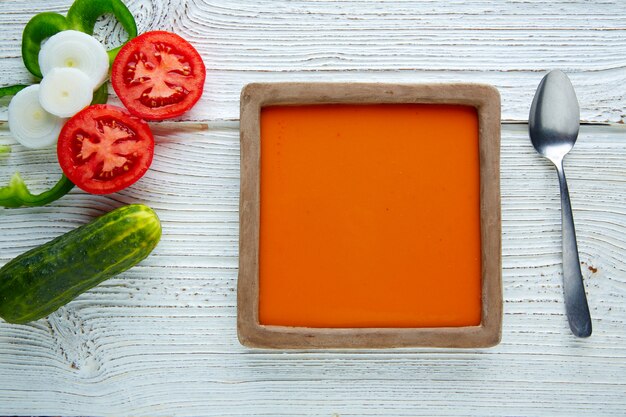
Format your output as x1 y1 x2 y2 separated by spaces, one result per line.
57 104 154 194
111 31 205 121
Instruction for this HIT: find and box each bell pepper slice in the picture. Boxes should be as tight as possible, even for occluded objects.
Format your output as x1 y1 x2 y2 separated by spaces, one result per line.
0 173 74 208
22 0 137 78
0 84 75 208
21 13 70 78
92 82 109 105
0 84 29 99
67 0 138 65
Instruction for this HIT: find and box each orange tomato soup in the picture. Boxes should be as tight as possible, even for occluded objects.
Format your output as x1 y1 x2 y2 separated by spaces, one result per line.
259 104 481 328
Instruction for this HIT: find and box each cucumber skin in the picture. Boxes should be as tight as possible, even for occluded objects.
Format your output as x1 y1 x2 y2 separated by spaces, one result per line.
0 204 161 324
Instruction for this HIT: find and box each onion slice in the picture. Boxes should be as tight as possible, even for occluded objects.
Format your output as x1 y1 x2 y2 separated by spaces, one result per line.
39 30 109 90
8 85 66 149
39 67 93 118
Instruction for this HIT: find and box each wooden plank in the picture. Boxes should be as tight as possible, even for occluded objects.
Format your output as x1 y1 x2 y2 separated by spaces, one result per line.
0 0 625 415
0 0 625 123
0 123 624 416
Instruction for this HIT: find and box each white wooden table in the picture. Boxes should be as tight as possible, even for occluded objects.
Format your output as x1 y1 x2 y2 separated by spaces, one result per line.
1 1 625 415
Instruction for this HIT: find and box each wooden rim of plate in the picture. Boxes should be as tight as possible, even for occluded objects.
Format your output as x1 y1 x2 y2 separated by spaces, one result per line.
238 82 502 349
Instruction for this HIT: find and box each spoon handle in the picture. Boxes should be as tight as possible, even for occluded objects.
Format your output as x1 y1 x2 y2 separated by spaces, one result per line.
555 161 592 337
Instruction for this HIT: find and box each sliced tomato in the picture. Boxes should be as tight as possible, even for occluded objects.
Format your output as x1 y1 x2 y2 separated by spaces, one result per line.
111 31 206 121
57 104 154 195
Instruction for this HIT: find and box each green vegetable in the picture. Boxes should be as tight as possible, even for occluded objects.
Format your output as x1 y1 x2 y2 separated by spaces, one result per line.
21 13 70 78
0 173 74 208
22 0 137 78
0 84 29 98
0 84 75 208
0 146 9 155
67 0 138 65
92 82 109 105
0 204 161 324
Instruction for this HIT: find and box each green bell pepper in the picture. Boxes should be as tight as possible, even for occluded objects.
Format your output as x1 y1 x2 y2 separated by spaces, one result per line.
0 173 75 209
67 0 138 65
0 84 29 99
0 84 75 208
22 0 137 78
92 82 109 105
21 13 70 78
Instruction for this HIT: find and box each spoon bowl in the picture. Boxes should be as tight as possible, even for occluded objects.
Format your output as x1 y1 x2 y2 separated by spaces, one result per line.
529 70 592 338
529 70 580 162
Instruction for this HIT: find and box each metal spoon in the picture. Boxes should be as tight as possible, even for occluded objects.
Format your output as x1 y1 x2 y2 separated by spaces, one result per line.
529 70 592 337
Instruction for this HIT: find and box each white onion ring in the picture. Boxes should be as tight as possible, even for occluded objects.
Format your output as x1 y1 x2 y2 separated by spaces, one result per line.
8 85 66 149
39 67 93 118
39 30 109 90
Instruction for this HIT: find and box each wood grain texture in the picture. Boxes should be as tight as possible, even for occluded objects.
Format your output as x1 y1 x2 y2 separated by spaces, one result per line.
0 0 625 415
0 0 625 123
1 123 625 416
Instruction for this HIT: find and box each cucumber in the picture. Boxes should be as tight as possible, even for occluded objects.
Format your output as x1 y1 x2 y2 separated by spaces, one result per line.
0 204 161 324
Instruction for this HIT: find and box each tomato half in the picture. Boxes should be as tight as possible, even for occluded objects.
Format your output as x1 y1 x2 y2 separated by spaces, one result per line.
57 104 154 194
111 31 206 121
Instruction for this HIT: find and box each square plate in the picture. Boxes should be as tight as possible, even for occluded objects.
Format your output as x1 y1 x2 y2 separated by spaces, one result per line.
238 83 502 348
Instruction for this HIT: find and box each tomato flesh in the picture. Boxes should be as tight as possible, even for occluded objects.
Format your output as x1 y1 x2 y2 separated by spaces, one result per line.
112 31 205 120
58 105 154 194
